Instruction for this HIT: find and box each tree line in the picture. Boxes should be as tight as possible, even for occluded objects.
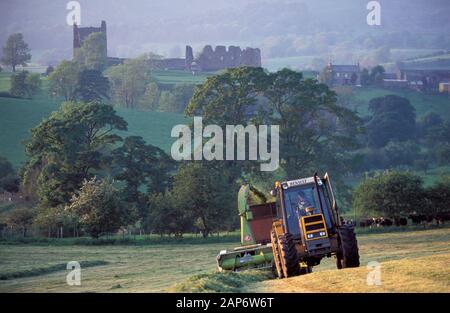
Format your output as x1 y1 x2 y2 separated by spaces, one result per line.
1 66 363 238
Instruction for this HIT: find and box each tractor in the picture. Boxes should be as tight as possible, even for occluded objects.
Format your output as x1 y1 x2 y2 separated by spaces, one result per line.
216 173 360 277
270 173 360 278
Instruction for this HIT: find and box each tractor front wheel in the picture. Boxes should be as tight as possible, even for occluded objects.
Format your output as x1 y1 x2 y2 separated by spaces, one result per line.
278 233 300 278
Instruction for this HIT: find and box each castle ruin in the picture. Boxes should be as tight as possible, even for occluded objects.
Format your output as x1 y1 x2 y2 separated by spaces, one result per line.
72 21 261 72
73 21 107 59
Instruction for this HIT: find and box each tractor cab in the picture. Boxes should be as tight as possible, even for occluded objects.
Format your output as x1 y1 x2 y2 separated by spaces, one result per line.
272 175 338 252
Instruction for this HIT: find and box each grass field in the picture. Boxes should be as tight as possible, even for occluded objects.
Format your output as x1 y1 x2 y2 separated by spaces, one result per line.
343 87 450 119
0 227 448 293
152 70 215 85
0 95 188 168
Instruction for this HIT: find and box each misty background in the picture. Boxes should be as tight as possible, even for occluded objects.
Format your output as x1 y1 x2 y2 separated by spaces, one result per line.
1 0 450 69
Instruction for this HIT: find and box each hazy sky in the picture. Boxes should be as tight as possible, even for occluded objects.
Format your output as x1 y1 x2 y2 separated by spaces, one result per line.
1 0 449 62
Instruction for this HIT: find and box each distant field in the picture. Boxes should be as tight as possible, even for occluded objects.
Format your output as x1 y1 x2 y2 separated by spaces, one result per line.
342 87 450 119
0 73 11 91
0 94 188 168
263 56 317 72
1 227 447 292
152 70 215 85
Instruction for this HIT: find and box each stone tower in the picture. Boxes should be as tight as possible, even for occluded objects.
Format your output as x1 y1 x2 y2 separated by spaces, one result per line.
73 20 107 59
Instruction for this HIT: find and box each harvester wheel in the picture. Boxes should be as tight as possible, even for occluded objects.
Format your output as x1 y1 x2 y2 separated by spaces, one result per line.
270 230 284 279
338 224 360 268
278 233 300 278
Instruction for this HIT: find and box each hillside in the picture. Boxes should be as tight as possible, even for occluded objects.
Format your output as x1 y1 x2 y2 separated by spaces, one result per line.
338 86 450 119
0 91 188 168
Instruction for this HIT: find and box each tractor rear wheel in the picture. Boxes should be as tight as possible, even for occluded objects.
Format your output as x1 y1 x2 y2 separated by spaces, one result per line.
338 224 360 268
270 230 284 279
278 233 300 278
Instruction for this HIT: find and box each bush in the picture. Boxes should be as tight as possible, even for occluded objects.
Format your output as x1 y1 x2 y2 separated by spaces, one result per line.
10 71 41 98
353 171 426 217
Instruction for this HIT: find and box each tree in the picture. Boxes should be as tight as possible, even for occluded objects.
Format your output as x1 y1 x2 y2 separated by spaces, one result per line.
366 95 416 148
172 84 195 112
185 67 362 196
360 68 370 86
66 178 126 238
25 73 42 97
1 33 31 72
264 68 362 179
146 192 192 237
112 136 173 211
185 67 269 185
383 140 420 167
7 208 36 237
352 171 426 217
34 206 79 238
158 91 178 112
170 163 235 237
139 82 160 110
9 71 40 98
45 65 54 76
10 71 28 98
436 144 450 166
425 176 450 218
24 102 127 208
74 32 107 71
107 56 151 108
370 65 385 86
49 61 80 101
76 69 110 102
0 155 19 193
418 112 443 139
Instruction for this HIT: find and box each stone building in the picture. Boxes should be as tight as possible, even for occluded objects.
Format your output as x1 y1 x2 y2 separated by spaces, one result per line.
323 63 361 86
192 45 261 71
73 21 261 72
397 61 450 92
73 20 107 59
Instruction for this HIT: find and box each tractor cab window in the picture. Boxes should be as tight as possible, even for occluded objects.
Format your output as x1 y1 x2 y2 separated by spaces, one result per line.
283 184 332 234
283 184 320 234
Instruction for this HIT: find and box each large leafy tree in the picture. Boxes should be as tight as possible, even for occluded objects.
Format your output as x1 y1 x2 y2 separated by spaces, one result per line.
66 177 126 238
366 95 416 148
49 61 80 101
107 56 151 108
10 71 41 98
1 33 31 72
6 208 36 237
112 136 173 208
146 192 192 237
171 162 235 237
264 69 362 180
24 102 127 208
185 67 362 197
0 155 19 193
185 67 268 183
76 69 110 102
425 176 450 218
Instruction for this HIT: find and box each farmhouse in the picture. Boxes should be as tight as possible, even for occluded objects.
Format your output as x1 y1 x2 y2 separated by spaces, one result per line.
323 62 361 86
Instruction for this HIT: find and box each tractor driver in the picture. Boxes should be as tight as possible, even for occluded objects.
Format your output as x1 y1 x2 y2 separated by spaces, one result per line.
295 190 317 216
